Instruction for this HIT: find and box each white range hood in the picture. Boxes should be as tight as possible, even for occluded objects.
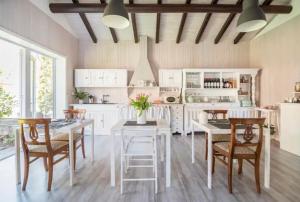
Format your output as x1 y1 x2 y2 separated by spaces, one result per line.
129 36 156 87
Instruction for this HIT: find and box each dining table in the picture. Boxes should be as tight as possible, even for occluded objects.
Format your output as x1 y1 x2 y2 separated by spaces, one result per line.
110 119 172 188
0 118 94 187
191 117 271 190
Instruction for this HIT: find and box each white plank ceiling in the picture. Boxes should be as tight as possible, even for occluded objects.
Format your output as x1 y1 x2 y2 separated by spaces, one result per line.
48 0 291 43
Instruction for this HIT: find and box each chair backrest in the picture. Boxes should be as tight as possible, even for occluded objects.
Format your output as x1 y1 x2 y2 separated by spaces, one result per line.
18 118 52 153
64 109 86 121
119 106 171 126
121 127 158 137
120 127 158 152
205 110 228 120
229 118 265 156
228 108 259 118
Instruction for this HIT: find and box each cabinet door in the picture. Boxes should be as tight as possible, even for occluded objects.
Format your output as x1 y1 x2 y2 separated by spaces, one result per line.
75 69 91 87
172 71 183 87
114 70 127 87
103 71 115 87
160 70 182 87
102 109 119 134
85 111 105 134
91 70 105 87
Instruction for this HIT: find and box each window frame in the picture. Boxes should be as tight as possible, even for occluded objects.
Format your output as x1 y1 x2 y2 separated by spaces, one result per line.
29 50 56 118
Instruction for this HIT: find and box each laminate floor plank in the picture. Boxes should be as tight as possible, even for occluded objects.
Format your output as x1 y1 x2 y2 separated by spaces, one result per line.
0 135 300 202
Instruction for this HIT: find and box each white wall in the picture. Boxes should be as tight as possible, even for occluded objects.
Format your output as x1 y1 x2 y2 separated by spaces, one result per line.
250 15 300 106
0 0 78 104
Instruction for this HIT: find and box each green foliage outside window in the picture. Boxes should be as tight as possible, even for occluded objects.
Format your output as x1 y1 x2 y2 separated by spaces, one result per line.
32 55 53 117
0 70 15 118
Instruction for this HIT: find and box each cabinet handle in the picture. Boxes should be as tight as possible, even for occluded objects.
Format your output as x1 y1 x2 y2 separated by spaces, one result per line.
168 77 174 79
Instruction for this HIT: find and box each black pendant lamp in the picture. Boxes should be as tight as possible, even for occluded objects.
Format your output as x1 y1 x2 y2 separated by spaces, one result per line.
237 0 267 32
102 0 129 29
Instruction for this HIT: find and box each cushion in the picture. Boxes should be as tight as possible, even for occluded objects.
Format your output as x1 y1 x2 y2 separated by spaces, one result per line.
214 142 256 155
28 141 68 153
51 132 82 142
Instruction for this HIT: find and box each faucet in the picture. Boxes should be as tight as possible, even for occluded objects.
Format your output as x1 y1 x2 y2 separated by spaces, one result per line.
101 94 110 104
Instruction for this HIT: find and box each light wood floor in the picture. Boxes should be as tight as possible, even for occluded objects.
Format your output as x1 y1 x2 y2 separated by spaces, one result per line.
1 135 300 202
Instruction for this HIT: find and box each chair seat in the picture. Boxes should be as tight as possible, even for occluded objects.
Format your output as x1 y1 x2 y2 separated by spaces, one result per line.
214 142 256 155
28 141 69 153
51 132 82 142
212 134 231 143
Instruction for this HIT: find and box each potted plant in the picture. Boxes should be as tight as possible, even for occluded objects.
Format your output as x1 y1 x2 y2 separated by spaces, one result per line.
73 88 88 104
130 94 151 124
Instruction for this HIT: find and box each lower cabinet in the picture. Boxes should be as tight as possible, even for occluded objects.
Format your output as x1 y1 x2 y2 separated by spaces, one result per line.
169 104 184 134
73 104 120 135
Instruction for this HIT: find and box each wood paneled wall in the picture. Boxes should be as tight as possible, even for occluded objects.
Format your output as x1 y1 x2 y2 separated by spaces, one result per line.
78 39 251 82
250 15 300 106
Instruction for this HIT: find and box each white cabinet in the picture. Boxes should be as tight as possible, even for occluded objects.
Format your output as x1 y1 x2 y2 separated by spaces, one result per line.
280 103 300 156
169 104 184 134
73 104 120 135
159 69 182 88
75 69 91 87
74 69 127 88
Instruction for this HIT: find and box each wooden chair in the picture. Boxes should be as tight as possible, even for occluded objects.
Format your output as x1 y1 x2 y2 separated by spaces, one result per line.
204 110 230 160
51 109 86 169
212 118 265 193
18 118 69 191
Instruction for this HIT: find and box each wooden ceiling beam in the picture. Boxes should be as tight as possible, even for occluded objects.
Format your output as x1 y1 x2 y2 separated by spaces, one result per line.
195 0 218 44
49 3 292 14
99 0 118 43
176 0 192 44
155 0 162 43
72 0 97 43
130 0 139 43
214 0 242 44
233 0 274 44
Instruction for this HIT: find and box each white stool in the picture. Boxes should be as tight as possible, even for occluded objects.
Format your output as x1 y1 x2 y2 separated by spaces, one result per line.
120 127 158 194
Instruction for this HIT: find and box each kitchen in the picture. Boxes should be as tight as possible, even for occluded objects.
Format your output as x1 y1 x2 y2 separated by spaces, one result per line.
0 0 300 201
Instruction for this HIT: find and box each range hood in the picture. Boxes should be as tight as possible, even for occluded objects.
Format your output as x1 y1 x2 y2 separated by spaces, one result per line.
129 36 156 87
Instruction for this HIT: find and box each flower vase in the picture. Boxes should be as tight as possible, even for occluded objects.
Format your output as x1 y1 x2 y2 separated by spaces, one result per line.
137 110 146 124
78 99 84 104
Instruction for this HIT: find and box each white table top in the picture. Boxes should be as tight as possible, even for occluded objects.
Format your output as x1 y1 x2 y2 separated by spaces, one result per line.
191 119 263 134
111 119 171 134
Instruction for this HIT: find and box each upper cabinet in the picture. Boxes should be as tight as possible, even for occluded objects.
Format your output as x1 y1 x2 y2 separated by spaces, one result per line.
74 69 127 87
159 69 182 88
182 68 259 106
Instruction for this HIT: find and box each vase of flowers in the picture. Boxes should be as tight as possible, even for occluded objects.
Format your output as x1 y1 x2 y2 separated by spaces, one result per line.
73 88 88 104
130 94 151 124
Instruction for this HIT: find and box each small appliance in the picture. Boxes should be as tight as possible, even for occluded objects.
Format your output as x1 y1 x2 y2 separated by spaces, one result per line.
164 95 180 104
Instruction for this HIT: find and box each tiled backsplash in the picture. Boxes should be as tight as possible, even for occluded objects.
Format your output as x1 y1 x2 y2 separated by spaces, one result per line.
77 87 160 104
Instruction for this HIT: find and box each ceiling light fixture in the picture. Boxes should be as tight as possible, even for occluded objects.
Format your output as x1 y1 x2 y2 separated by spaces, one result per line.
102 0 129 29
237 0 267 32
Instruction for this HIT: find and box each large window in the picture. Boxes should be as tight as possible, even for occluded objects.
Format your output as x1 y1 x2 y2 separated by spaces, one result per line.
0 38 23 160
0 39 23 118
0 32 65 160
30 52 55 118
